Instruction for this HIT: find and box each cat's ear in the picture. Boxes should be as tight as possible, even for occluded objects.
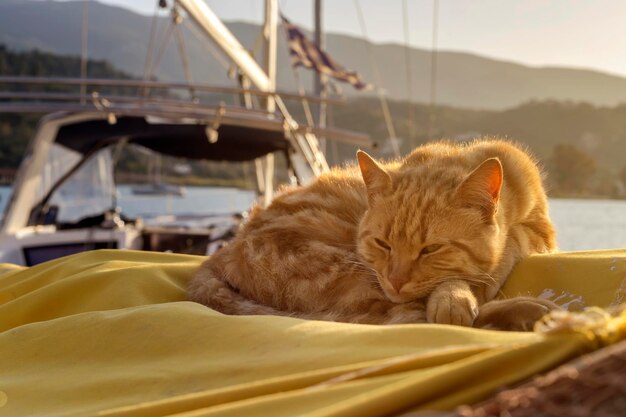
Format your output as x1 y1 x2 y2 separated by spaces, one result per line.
457 158 503 219
357 150 391 204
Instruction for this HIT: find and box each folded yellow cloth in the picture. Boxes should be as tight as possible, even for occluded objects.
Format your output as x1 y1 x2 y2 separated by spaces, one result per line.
0 249 624 417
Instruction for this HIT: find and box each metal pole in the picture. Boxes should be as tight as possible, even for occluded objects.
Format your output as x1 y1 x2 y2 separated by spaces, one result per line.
314 0 327 153
0 76 345 104
263 0 278 113
259 0 278 206
176 0 272 91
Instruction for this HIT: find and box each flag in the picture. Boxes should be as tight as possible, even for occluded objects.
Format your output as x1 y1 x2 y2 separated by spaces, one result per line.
281 15 372 91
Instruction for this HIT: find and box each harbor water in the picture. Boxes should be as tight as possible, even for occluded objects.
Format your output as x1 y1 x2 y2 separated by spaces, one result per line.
0 185 624 252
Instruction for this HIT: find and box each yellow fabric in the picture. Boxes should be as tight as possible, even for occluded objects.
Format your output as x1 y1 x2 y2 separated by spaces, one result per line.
501 249 626 310
0 249 624 417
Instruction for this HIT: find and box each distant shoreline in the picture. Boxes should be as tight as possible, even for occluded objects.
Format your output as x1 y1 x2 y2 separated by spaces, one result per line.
0 180 622 200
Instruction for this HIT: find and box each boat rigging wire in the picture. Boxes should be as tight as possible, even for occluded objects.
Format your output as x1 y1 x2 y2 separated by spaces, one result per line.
287 53 315 127
141 1 172 98
402 0 415 147
171 7 196 99
428 0 439 140
181 13 243 104
80 0 89 104
181 17 231 71
147 20 174 81
352 0 400 158
142 1 162 83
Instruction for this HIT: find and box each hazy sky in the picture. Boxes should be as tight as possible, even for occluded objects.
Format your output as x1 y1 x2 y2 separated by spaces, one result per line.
89 0 626 77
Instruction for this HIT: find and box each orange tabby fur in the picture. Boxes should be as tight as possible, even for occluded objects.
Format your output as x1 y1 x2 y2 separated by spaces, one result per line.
189 139 558 329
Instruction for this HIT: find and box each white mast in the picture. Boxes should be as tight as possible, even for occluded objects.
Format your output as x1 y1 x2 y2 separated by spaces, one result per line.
263 0 277 113
259 0 278 206
175 0 328 187
175 0 272 92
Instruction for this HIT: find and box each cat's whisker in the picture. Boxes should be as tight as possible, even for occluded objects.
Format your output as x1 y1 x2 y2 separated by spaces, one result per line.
355 269 381 283
339 259 383 289
470 270 498 287
340 259 377 272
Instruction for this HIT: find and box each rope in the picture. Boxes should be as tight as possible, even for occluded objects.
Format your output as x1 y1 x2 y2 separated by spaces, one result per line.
146 21 175 82
142 1 162 82
291 68 315 128
181 18 231 71
142 3 175 97
171 8 196 99
352 0 400 157
181 6 253 106
536 306 626 349
428 0 440 140
402 0 415 147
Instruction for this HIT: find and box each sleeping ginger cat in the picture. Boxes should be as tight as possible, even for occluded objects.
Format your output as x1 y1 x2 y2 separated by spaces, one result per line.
190 139 559 330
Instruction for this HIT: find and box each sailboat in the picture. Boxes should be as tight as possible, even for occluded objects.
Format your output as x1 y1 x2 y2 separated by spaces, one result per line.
1 4 624 417
0 0 371 265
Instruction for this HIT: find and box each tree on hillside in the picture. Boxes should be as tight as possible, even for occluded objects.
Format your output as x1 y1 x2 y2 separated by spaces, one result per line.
0 44 137 171
548 144 596 195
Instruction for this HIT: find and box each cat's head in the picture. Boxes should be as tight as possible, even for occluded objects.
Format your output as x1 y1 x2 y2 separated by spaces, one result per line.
356 151 504 303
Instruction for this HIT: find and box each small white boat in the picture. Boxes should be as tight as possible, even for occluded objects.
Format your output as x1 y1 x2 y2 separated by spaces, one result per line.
0 100 341 265
131 183 186 197
0 0 371 266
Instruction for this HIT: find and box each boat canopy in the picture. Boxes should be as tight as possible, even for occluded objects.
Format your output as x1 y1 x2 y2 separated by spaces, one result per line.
55 115 290 162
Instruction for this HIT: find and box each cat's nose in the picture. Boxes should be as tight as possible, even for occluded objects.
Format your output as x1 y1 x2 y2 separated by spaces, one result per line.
388 274 410 293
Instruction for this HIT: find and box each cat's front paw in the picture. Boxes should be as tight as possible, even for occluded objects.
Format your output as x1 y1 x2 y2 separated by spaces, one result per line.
426 283 478 327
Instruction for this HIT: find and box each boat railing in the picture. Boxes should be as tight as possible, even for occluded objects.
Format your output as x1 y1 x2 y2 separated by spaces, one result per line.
0 76 373 148
0 76 344 105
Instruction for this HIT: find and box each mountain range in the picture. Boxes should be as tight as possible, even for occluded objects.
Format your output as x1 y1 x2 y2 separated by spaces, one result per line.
3 0 626 110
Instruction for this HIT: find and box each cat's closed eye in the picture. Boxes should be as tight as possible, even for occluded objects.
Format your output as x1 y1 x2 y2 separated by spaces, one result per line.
420 244 443 256
374 238 391 251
